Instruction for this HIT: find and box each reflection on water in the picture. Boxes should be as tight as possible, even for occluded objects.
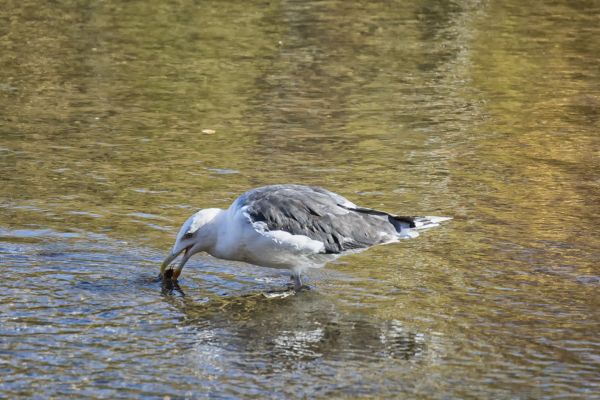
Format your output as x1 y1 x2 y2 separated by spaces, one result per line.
174 294 433 398
1 0 599 398
177 291 428 363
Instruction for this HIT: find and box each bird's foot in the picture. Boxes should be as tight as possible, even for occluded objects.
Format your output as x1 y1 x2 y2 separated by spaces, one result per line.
290 273 310 292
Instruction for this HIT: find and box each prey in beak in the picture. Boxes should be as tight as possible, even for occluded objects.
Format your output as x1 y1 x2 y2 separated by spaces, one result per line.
160 245 192 280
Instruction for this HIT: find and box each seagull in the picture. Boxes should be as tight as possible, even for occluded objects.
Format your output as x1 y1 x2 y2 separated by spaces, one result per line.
161 184 451 291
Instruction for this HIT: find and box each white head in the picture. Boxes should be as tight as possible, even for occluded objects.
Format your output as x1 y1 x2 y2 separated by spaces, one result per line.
161 208 223 279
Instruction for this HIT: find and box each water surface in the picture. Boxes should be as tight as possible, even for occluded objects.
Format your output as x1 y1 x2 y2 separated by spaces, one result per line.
1 0 599 398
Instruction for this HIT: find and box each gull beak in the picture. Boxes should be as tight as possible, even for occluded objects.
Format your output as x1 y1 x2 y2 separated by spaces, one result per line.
160 246 192 280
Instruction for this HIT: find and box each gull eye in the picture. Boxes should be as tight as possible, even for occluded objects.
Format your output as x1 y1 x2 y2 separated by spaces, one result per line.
183 232 194 239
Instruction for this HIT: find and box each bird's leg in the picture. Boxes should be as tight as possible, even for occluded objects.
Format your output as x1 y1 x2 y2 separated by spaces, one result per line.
291 273 304 292
263 273 309 298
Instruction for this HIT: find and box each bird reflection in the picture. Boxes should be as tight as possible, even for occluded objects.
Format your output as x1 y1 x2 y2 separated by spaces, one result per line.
165 288 429 369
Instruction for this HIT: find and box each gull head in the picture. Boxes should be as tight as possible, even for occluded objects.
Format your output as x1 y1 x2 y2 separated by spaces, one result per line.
160 208 222 280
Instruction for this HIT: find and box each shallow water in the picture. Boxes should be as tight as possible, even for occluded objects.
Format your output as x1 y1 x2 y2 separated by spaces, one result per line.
1 0 599 398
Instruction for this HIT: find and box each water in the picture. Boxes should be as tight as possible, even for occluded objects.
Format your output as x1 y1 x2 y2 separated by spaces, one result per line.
1 0 599 398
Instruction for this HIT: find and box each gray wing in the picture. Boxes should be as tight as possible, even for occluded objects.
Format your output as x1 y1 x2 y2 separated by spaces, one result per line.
240 185 408 254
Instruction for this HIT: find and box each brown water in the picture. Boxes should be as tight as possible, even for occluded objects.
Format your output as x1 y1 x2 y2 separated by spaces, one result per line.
1 1 599 398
